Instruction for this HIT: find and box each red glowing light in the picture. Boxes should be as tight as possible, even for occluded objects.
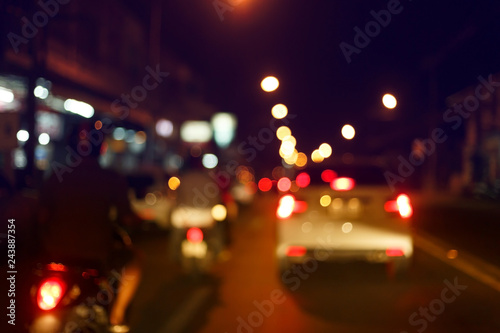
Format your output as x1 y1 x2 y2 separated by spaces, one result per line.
321 169 337 183
186 227 203 243
286 246 307 257
37 278 66 310
296 172 310 188
258 178 273 192
386 248 405 257
277 177 292 192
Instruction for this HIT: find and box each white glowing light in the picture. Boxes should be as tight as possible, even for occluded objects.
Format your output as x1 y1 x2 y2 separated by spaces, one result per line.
0 87 14 103
63 99 94 118
156 119 174 138
202 154 218 169
34 86 49 99
38 133 50 145
17 130 29 142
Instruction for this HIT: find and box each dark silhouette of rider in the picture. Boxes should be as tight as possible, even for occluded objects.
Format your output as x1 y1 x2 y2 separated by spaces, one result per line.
38 122 141 329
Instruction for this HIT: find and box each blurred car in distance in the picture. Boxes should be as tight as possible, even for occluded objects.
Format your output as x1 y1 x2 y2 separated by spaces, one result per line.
275 159 414 278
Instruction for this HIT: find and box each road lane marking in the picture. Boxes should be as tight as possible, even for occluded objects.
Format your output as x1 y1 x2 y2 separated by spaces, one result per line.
414 231 500 293
159 285 212 333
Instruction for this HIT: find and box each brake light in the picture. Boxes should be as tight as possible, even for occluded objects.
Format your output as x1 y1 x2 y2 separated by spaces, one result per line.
286 246 307 257
331 177 355 191
293 200 308 213
277 195 295 219
46 263 67 272
384 194 413 218
186 227 203 243
386 248 405 257
321 169 337 183
37 278 66 310
296 172 310 188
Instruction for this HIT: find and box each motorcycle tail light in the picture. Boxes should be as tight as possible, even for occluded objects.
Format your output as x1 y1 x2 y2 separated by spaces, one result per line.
186 227 203 244
37 278 66 310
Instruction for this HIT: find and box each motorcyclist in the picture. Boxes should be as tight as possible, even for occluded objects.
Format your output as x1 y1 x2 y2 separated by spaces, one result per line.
37 122 142 331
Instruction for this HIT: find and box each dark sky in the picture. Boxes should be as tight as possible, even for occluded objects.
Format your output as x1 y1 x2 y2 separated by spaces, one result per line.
137 0 500 164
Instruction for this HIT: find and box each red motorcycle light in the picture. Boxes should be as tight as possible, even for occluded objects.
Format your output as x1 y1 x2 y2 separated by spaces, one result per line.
186 227 203 244
37 278 66 310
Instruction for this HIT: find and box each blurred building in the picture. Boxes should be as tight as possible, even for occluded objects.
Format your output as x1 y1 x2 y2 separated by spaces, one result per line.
0 0 219 187
444 73 500 197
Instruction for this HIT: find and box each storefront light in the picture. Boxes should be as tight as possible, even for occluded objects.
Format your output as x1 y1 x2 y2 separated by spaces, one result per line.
17 130 29 142
38 133 50 145
63 99 94 118
34 86 49 99
0 86 14 104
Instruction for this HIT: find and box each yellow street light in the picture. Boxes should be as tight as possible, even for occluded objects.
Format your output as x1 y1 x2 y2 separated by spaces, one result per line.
382 93 397 109
341 124 355 140
318 143 332 158
261 76 279 92
271 104 288 119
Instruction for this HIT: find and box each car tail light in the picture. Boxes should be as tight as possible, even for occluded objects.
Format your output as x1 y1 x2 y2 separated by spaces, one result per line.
37 278 66 310
384 194 413 219
277 195 295 219
186 227 203 244
331 177 355 191
286 246 307 257
386 248 405 257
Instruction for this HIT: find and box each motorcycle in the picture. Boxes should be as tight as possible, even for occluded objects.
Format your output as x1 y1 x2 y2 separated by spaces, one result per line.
169 203 228 276
27 227 132 333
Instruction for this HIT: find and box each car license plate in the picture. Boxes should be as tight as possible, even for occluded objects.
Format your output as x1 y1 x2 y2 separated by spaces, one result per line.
181 240 207 259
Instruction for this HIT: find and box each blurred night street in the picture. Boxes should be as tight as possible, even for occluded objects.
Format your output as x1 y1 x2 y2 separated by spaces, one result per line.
1 1 500 332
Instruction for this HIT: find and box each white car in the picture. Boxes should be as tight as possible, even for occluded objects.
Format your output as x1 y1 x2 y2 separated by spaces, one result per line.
275 162 414 278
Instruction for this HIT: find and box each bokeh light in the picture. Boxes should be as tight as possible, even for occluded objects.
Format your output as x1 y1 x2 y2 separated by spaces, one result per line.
168 176 181 190
277 177 292 192
341 124 355 140
320 195 331 207
261 76 279 92
311 149 324 163
296 172 310 188
382 93 397 109
271 104 288 119
258 178 273 192
318 143 332 158
276 126 291 140
295 152 307 167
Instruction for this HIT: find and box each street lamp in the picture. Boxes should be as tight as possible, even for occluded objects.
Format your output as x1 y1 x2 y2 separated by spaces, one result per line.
341 124 355 140
382 93 397 109
261 76 279 92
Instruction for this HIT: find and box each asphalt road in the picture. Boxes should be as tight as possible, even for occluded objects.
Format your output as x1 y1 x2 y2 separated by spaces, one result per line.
128 194 500 333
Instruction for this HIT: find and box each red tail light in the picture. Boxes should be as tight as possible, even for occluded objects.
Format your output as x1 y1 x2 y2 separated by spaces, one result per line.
331 177 355 191
277 195 295 219
186 227 203 243
386 248 405 257
37 278 66 310
286 246 307 257
385 194 413 219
